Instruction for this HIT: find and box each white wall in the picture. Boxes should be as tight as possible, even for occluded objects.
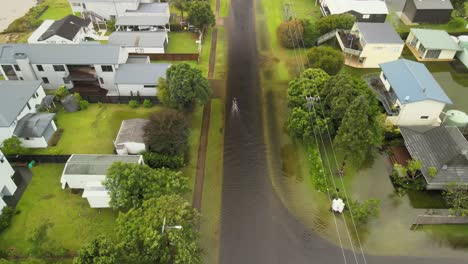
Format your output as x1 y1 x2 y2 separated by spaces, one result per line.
116 83 157 96
0 150 17 199
0 126 15 145
116 142 146 155
387 100 445 126
123 46 165 54
437 49 457 60
20 136 48 148
61 174 106 189
85 195 110 208
361 43 403 68
94 64 117 91
69 1 140 19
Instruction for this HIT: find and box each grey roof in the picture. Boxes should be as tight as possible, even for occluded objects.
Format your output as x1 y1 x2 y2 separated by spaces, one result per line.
40 95 55 109
127 3 169 13
115 119 149 145
356 22 403 44
39 15 91 41
412 0 453 10
108 32 166 47
13 113 55 138
379 59 452 104
0 81 42 127
0 44 121 64
400 126 468 189
64 154 142 175
115 63 170 84
115 15 169 26
126 55 150 64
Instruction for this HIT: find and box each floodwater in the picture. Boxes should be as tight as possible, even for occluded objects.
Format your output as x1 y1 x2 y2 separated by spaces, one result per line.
0 0 36 32
219 0 468 263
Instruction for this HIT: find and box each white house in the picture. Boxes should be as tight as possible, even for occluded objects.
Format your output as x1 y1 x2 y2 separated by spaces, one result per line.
319 0 388 22
377 59 452 126
0 81 57 148
60 154 144 208
406 28 461 61
69 0 141 20
0 150 17 213
28 15 98 44
115 62 170 96
336 22 404 68
108 31 168 54
114 119 149 155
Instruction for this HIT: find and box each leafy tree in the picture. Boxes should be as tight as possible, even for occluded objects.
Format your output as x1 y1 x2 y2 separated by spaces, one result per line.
444 183 468 216
106 19 116 33
73 236 117 264
116 195 202 264
160 63 211 110
315 14 356 35
347 199 380 225
186 1 215 32
287 107 329 141
144 110 189 156
302 19 320 48
287 68 329 108
406 159 422 180
104 162 188 209
305 46 344 75
276 19 304 49
1 136 25 155
170 0 192 21
54 85 70 99
142 151 185 169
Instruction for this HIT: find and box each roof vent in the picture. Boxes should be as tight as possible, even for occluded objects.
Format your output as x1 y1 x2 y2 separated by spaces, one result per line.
405 96 410 101
442 165 448 170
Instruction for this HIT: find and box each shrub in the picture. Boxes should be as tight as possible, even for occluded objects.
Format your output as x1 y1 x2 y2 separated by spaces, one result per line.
128 100 139 108
306 46 344 75
277 19 304 49
4 4 48 33
142 151 185 169
315 14 355 35
54 86 70 100
347 199 380 225
302 19 320 48
74 93 82 102
448 17 466 29
106 19 116 33
79 100 89 110
1 136 25 155
0 207 15 233
143 99 153 108
170 23 183 31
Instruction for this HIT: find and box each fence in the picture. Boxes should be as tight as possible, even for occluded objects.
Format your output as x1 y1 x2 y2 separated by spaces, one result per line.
79 95 159 104
6 155 71 163
131 53 199 61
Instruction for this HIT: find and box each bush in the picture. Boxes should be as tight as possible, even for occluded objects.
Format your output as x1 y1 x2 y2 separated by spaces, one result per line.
448 17 466 29
106 19 116 33
79 100 89 110
315 14 356 35
143 99 153 108
3 4 48 33
277 19 304 49
347 199 380 225
142 151 185 169
302 19 320 48
306 46 344 75
0 207 15 233
128 100 139 108
1 136 25 155
74 93 82 102
54 86 70 100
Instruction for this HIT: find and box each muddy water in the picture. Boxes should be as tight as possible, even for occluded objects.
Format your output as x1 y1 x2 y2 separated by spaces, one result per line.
0 0 36 32
219 0 467 263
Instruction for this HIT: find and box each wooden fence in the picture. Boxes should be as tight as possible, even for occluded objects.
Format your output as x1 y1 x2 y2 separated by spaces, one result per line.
130 53 199 61
6 155 71 163
79 95 159 104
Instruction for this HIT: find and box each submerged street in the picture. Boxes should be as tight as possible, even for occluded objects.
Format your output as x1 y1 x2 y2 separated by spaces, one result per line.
218 0 466 263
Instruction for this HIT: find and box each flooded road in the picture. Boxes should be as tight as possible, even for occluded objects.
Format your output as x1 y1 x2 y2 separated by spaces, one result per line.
218 0 466 263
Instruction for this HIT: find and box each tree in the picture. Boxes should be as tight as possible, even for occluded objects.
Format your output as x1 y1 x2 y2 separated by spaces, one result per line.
302 19 320 48
315 14 356 35
305 46 344 75
428 166 438 178
287 68 329 108
347 199 380 225
276 19 304 49
54 85 70 100
406 159 422 180
444 183 468 216
1 136 25 155
186 0 215 32
287 107 329 141
73 236 117 264
144 110 189 156
104 162 188 209
116 195 202 264
170 0 191 21
160 63 211 110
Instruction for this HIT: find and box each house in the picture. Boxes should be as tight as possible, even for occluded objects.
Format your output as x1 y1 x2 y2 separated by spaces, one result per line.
336 22 404 68
60 154 144 208
108 31 168 54
400 126 468 190
319 0 388 22
27 15 98 44
0 150 17 213
69 0 141 20
375 59 452 126
406 28 461 61
402 0 453 24
114 119 149 155
0 81 57 148
115 62 170 96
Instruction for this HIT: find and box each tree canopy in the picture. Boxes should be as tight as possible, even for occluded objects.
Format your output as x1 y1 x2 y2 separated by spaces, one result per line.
160 63 211 110
305 46 344 75
104 163 188 209
187 1 215 32
170 0 191 20
277 19 304 49
347 199 380 225
73 236 117 264
287 107 329 141
287 68 329 108
444 183 468 216
116 195 202 264
315 14 356 35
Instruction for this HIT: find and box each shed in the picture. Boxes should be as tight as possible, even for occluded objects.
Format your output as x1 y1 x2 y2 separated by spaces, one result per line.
114 119 149 155
402 0 453 24
406 28 461 60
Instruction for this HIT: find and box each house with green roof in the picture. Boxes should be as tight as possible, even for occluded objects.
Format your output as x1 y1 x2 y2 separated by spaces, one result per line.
406 28 461 61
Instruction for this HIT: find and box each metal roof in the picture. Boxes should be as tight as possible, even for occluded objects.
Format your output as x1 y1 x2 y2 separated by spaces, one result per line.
13 113 56 138
108 31 166 47
412 0 453 10
126 2 169 14
379 59 452 104
39 15 91 41
115 63 170 84
115 15 169 26
0 44 122 64
115 119 149 145
0 81 42 127
356 22 403 44
410 28 461 51
400 126 468 189
322 0 388 15
64 154 142 176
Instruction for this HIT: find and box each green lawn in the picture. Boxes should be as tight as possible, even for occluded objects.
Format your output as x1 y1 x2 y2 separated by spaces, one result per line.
219 0 230 18
39 0 72 20
200 99 224 264
167 32 199 53
198 28 213 77
215 27 227 79
182 105 204 194
0 164 117 256
0 75 4 80
386 12 468 34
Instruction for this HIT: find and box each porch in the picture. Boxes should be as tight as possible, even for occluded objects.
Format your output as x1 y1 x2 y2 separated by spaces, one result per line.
406 43 455 62
364 74 400 116
66 66 97 81
70 81 108 96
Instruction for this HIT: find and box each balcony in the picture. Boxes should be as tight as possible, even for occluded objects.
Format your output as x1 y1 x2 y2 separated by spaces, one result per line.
336 30 363 57
65 67 97 81
70 81 108 96
364 74 400 116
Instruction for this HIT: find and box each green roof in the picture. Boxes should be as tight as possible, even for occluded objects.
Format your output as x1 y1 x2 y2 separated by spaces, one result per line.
411 28 461 51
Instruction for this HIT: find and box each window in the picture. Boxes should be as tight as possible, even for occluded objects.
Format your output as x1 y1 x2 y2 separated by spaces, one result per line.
36 65 44 71
144 85 156 88
99 77 104 84
32 92 36 99
42 77 49 84
19 77 23 80
63 77 71 84
420 116 429 119
425 49 441 59
101 65 113 72
110 15 116 20
26 102 31 110
53 65 66 72
14 64 20 71
362 14 370 19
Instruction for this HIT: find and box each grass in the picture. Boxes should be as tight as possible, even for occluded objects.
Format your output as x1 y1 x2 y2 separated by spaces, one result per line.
219 0 230 18
39 0 72 20
200 99 224 264
417 225 468 248
167 32 199 53
0 75 4 80
214 27 226 79
199 28 213 77
182 105 204 194
386 12 468 34
0 164 117 255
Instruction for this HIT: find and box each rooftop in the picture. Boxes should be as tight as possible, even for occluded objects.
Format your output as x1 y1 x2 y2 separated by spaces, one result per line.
64 154 142 176
39 15 91 41
412 0 453 10
108 31 167 47
410 28 461 51
356 22 403 44
322 0 388 15
379 59 452 104
0 81 42 127
115 15 169 26
115 119 149 145
13 113 56 138
115 63 170 84
126 2 169 14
